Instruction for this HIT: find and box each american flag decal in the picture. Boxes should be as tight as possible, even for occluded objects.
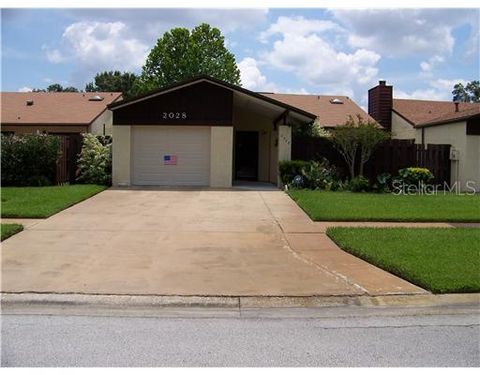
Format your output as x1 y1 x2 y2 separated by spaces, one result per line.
163 155 177 165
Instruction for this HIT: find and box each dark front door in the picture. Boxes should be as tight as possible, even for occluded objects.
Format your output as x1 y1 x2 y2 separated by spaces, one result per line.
235 131 259 180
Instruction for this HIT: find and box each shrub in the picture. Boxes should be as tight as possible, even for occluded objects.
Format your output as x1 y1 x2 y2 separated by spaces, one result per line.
373 172 392 193
301 159 341 190
1 134 60 186
397 167 434 185
279 159 342 190
76 133 111 185
279 160 309 185
348 176 370 192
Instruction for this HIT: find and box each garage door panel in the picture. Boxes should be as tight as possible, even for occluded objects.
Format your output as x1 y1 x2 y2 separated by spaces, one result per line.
132 126 210 186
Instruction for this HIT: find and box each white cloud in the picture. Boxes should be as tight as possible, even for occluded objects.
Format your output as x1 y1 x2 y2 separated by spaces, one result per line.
45 48 65 64
259 16 340 42
395 78 468 101
61 21 148 72
331 9 476 58
420 55 444 73
18 86 33 92
67 9 268 41
238 57 277 92
259 16 380 102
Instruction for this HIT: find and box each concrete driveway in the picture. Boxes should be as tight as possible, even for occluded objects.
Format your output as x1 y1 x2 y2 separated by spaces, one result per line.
1 187 424 296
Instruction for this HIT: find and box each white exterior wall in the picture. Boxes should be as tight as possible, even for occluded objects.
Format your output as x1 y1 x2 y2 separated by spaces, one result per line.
89 109 114 135
210 126 233 188
415 121 479 192
112 125 131 186
391 111 416 140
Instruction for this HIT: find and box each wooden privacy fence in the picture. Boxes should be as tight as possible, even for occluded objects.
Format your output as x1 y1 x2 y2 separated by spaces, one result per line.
292 137 451 185
55 134 83 184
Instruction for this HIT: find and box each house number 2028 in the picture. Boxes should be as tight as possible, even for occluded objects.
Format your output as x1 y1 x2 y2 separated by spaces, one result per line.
162 112 187 120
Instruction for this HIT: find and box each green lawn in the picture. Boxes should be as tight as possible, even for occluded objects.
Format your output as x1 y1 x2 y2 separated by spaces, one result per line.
1 185 107 218
1 223 23 241
327 227 480 293
288 190 480 222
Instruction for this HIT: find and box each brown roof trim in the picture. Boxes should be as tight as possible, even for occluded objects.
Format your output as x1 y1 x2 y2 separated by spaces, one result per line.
416 112 480 128
108 75 317 120
1 122 91 126
391 108 415 126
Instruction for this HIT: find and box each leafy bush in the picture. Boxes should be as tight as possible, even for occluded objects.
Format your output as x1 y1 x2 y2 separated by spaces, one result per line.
279 159 342 190
301 159 341 190
279 160 310 185
77 133 111 185
397 167 434 185
1 134 60 186
348 176 370 192
373 172 392 193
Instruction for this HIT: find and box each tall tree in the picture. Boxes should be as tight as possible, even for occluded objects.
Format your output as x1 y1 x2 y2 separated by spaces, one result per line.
85 71 138 99
137 23 241 93
452 80 480 103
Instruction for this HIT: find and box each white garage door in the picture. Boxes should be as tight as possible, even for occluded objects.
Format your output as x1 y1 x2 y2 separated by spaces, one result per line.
132 126 211 186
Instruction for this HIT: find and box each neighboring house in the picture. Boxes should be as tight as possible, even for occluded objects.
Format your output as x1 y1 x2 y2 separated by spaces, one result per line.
109 75 316 188
261 93 376 128
1 92 122 136
368 80 480 191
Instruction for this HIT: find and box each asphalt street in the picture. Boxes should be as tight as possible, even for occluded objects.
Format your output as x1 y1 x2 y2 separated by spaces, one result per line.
1 308 479 367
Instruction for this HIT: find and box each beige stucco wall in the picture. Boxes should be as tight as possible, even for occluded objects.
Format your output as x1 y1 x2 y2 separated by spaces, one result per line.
415 121 479 192
210 126 233 188
465 134 480 192
278 125 292 186
89 109 113 136
391 112 416 139
233 106 278 183
112 125 131 186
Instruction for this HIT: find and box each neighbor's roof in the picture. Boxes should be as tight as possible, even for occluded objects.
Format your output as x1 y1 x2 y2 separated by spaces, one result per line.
1 92 122 125
260 93 377 127
416 105 480 128
392 98 479 126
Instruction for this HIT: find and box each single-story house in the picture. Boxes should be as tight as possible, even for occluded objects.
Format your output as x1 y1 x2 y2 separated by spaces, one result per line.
1 92 122 136
109 75 374 188
109 76 317 188
368 80 480 191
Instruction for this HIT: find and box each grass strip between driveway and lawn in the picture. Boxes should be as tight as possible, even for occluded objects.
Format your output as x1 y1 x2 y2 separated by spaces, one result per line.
1 184 107 218
288 190 480 222
327 227 480 294
1 223 23 241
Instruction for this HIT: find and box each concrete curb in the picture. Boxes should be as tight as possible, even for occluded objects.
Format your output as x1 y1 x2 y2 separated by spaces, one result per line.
2 292 479 310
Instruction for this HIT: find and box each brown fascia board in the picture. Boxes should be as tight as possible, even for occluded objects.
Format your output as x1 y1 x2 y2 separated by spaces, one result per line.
416 113 480 128
1 122 90 126
108 75 317 121
391 108 416 126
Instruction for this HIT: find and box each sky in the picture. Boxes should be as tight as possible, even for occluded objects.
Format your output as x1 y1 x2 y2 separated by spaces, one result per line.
1 7 479 108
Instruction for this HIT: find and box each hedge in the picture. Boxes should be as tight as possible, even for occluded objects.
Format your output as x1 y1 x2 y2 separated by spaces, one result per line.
1 134 60 186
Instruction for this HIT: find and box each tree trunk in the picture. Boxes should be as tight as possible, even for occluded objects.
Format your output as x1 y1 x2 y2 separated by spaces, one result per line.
359 161 364 177
349 162 355 179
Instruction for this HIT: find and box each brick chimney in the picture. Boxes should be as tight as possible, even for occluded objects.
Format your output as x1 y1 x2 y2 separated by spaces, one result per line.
368 80 393 131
